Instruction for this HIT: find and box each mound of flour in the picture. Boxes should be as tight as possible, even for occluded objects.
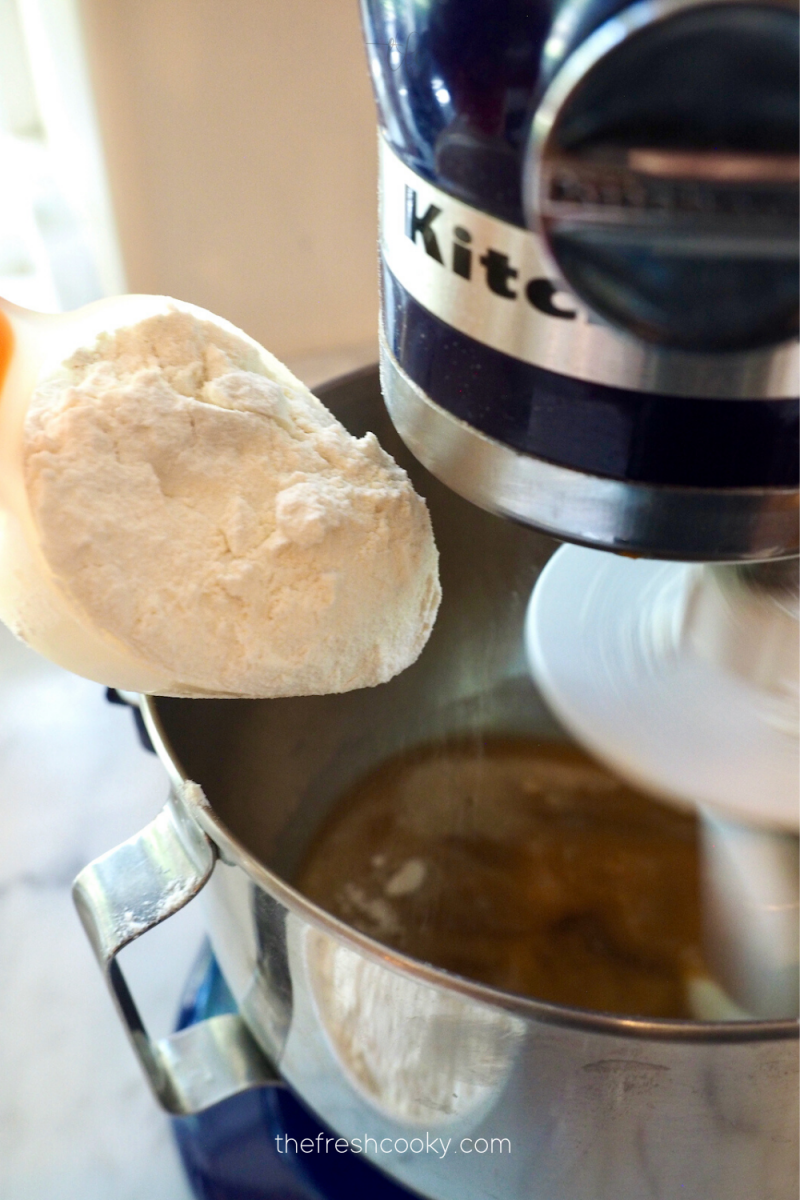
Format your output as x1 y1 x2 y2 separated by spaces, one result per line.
22 304 440 696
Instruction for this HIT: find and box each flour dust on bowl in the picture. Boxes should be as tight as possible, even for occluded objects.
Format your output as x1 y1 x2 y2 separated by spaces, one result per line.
73 369 799 1200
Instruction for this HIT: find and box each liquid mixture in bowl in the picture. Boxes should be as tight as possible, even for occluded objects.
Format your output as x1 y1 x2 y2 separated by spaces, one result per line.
295 737 707 1019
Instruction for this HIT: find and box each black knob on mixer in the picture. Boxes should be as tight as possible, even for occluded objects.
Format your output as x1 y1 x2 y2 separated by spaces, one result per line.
525 0 799 352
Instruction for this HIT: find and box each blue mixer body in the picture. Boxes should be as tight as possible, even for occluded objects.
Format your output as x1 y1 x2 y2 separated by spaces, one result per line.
362 0 798 502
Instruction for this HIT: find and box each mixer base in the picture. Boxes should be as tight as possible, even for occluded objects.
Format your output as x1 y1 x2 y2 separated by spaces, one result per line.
172 942 418 1200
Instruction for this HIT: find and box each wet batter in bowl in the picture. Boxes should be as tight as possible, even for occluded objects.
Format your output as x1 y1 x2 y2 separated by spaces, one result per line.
295 737 706 1018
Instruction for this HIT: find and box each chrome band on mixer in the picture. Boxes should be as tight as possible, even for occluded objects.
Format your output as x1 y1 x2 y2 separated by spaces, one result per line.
379 138 798 401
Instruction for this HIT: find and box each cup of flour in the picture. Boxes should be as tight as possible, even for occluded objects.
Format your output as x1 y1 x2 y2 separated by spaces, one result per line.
0 295 440 696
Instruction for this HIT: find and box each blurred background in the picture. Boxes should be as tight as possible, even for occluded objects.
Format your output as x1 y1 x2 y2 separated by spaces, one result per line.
0 0 378 379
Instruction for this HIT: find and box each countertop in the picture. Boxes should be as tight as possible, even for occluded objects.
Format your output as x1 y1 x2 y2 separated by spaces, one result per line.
0 620 201 1200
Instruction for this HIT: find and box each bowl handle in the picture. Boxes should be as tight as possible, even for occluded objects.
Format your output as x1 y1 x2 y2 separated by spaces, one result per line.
72 786 281 1113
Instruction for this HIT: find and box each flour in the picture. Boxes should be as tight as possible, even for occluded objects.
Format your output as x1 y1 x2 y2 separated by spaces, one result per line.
22 302 440 696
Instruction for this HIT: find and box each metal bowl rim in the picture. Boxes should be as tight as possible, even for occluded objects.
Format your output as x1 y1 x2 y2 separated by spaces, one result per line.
140 693 798 1046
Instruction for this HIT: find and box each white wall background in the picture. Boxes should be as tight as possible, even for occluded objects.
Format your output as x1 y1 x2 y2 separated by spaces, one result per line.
76 0 380 367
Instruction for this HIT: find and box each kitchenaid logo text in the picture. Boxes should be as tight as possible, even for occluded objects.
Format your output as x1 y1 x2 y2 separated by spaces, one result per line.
405 186 577 320
275 1132 511 1158
380 137 647 389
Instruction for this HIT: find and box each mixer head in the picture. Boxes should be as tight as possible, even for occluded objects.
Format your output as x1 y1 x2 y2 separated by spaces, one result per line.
364 0 798 560
363 0 799 857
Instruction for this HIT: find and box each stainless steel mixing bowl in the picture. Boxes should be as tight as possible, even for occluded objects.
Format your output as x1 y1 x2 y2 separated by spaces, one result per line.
74 367 798 1200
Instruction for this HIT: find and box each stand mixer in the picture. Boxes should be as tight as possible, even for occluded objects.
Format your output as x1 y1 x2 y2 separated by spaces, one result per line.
71 3 798 1198
365 0 799 1018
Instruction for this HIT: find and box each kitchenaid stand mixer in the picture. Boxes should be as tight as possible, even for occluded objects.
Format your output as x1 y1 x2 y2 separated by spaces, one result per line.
366 0 799 1017
71 4 798 1199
